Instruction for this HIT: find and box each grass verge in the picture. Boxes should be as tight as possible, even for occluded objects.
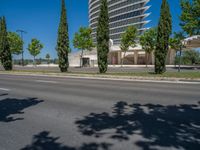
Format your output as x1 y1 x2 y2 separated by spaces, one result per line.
0 70 199 79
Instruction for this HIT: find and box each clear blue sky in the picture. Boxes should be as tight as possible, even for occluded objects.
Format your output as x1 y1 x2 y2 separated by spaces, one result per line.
0 0 182 59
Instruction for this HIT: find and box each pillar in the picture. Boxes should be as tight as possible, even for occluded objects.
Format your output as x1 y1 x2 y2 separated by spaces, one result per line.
134 51 138 65
117 51 121 65
151 51 155 65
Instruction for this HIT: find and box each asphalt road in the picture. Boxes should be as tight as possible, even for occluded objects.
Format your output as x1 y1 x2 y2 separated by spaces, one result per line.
0 74 200 150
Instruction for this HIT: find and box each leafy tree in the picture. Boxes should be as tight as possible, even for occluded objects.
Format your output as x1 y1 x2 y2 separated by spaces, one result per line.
27 38 43 65
56 0 70 72
155 0 172 74
180 0 200 36
169 31 185 72
120 26 137 66
7 32 23 55
182 49 200 65
73 27 94 67
97 0 109 73
46 53 50 65
0 16 12 70
140 28 157 67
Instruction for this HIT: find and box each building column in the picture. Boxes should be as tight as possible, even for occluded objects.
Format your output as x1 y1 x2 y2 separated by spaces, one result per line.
151 51 155 65
117 51 121 65
134 51 138 65
169 49 175 65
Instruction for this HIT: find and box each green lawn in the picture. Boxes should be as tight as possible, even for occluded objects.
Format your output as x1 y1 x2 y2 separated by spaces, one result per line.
105 72 200 79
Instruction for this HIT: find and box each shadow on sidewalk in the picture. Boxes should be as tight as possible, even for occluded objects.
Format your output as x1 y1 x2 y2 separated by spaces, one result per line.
76 101 200 150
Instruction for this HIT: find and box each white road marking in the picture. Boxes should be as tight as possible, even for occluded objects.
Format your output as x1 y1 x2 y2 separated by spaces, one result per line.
0 88 10 91
35 80 58 84
62 76 200 84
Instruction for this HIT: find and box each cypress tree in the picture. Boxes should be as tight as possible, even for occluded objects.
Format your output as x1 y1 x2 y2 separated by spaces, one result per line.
56 0 70 72
0 17 12 70
97 0 109 73
155 0 172 74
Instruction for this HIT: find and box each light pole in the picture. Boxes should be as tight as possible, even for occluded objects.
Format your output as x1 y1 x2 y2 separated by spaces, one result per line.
16 29 27 66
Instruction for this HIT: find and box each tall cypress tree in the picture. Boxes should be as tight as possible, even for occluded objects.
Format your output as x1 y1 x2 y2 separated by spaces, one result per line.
97 0 109 73
155 0 172 74
0 17 12 70
56 0 70 72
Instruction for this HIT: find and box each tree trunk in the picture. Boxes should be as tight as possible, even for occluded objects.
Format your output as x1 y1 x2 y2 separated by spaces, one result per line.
80 49 84 68
175 50 177 67
145 53 148 68
178 47 182 72
48 58 50 67
121 52 126 67
34 56 36 67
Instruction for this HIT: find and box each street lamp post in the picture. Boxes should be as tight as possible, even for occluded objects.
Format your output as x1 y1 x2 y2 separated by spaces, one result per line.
16 29 27 66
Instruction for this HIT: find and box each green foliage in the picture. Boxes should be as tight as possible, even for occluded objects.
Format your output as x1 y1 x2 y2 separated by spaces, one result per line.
120 26 137 65
120 26 137 52
97 0 109 73
0 16 12 70
56 0 70 72
140 28 157 54
73 27 94 67
182 49 200 64
175 50 200 65
27 38 43 64
169 32 185 51
73 27 94 51
46 53 50 64
155 0 172 74
7 32 23 55
140 28 157 66
46 53 50 59
180 0 200 36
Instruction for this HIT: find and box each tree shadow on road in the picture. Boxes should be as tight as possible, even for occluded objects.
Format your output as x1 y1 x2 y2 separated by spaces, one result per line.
0 93 8 97
21 131 112 150
0 97 43 122
76 101 200 150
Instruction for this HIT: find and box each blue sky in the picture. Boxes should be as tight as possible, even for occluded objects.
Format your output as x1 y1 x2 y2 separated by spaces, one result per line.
0 0 182 59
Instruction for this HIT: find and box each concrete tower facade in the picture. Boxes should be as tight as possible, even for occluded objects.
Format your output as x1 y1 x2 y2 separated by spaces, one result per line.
89 0 151 45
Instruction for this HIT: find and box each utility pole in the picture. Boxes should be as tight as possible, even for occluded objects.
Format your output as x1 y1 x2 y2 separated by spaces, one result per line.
16 29 27 66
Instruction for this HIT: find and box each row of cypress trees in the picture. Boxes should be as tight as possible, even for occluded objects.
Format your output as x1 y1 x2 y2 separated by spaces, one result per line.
0 0 172 74
0 0 70 72
56 0 110 73
95 0 172 74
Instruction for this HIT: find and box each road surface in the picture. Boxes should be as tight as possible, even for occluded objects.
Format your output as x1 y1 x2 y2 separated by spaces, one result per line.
0 74 199 150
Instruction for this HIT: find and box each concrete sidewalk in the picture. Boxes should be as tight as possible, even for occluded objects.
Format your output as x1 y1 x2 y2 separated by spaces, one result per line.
0 71 200 84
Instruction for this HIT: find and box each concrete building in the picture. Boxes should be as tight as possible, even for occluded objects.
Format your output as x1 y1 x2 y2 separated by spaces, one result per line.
89 0 150 45
69 0 175 67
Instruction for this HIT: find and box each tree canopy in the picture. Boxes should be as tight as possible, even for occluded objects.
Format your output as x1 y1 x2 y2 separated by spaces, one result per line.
73 27 94 51
56 0 70 72
97 0 109 73
140 28 157 54
180 0 200 36
120 26 137 65
140 28 157 66
7 32 23 55
155 0 172 74
27 38 43 59
0 16 12 70
169 31 185 50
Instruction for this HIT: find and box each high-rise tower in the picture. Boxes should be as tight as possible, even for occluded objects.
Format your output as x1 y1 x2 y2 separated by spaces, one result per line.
89 0 150 45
